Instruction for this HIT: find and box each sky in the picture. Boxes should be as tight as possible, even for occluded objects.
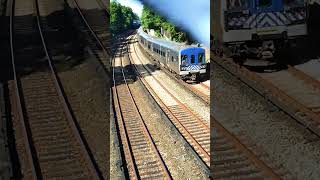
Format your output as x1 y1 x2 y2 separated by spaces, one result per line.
112 0 210 47
111 0 143 18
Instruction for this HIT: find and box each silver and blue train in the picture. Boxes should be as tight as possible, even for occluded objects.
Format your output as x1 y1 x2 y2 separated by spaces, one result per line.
137 28 207 81
212 0 308 65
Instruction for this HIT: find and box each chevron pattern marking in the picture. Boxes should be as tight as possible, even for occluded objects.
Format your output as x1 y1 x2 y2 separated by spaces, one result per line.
181 64 206 71
227 10 306 29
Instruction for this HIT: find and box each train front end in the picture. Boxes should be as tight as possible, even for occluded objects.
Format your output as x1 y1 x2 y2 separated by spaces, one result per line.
221 0 308 64
179 48 207 81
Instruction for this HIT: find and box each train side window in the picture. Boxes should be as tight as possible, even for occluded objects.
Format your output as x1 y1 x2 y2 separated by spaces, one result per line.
191 55 195 64
198 53 204 63
171 56 174 62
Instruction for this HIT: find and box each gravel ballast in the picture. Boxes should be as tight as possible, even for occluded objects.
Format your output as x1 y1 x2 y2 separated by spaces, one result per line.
124 54 209 179
57 51 109 179
212 62 320 179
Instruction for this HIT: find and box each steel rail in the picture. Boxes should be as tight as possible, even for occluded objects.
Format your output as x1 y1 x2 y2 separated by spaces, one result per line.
72 0 110 56
9 0 38 178
128 35 210 166
9 0 101 178
133 36 210 130
200 82 210 91
112 47 139 179
287 65 320 91
114 38 172 179
214 57 320 136
211 115 282 179
34 0 101 178
95 0 109 15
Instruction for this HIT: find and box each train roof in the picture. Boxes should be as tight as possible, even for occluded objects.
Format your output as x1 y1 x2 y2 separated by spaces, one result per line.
137 28 198 52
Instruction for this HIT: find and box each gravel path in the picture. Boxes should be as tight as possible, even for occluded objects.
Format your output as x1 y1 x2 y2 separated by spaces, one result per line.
212 62 320 179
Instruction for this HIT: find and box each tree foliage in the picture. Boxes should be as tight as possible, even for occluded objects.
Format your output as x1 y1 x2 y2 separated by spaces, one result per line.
110 1 139 35
141 6 188 43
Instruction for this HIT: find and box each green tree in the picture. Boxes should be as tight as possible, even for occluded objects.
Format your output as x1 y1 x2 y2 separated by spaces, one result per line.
110 1 139 35
141 6 189 43
141 6 156 30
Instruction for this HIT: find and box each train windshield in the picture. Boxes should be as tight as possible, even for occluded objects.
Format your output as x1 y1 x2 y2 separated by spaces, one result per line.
227 0 250 11
181 55 188 65
198 53 205 63
191 55 195 64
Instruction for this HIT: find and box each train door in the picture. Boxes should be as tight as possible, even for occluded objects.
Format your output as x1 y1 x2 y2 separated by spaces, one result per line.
253 0 283 29
166 50 170 65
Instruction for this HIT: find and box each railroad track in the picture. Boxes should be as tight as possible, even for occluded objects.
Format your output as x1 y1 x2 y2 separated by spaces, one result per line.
283 65 320 114
70 3 171 178
287 65 320 91
211 115 290 179
129 35 211 168
189 82 210 104
131 34 293 179
112 38 171 179
9 0 101 179
200 82 210 91
66 0 112 85
73 0 110 48
214 56 320 138
136 41 210 105
95 0 109 15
